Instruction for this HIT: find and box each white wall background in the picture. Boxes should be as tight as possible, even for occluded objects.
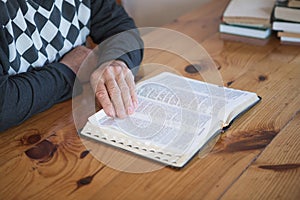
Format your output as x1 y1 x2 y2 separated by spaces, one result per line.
122 0 210 27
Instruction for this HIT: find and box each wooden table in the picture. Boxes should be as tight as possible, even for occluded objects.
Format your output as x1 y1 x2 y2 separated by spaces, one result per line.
1 0 299 199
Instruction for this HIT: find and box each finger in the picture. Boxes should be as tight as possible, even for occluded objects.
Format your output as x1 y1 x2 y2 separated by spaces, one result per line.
105 77 127 118
116 72 134 115
125 70 138 109
95 82 115 117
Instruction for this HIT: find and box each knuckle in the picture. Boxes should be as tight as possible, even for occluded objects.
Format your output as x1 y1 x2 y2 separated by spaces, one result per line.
103 67 112 77
90 71 102 83
115 74 123 83
95 90 107 99
114 65 122 73
120 86 129 94
108 85 121 96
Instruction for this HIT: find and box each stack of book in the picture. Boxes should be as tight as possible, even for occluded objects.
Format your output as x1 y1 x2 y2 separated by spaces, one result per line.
219 0 275 40
272 0 300 44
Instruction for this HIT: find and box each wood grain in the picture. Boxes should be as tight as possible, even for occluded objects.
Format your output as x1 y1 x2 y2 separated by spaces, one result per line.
221 112 300 200
1 0 300 199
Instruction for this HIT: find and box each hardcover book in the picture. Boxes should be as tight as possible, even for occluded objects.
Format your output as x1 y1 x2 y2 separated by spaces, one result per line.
219 23 272 39
272 21 300 33
274 6 300 23
222 0 275 28
80 72 260 168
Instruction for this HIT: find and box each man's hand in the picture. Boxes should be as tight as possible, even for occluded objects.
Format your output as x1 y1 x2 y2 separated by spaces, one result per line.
60 46 92 75
90 60 138 118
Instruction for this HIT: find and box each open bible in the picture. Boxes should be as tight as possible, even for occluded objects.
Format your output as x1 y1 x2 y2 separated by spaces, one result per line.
80 72 260 168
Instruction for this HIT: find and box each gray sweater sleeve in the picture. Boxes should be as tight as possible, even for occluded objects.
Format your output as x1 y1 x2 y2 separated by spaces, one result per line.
89 0 144 76
0 61 81 132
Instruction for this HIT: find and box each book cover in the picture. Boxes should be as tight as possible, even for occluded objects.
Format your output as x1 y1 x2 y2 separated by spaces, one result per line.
219 33 270 46
274 6 300 23
222 0 275 27
219 23 272 39
280 36 300 43
278 31 300 43
272 21 300 33
288 0 300 8
277 31 300 38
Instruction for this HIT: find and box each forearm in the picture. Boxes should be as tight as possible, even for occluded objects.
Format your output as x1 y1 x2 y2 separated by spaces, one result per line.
0 63 80 132
90 0 144 74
